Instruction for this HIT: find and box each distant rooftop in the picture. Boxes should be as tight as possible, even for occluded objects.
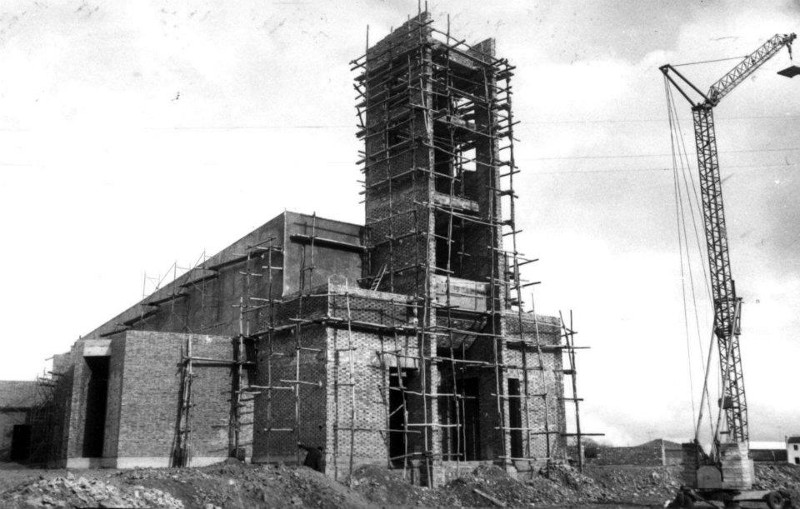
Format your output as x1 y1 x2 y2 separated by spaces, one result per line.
750 441 788 450
0 380 38 409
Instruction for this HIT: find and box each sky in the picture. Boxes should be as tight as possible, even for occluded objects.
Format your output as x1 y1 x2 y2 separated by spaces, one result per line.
1 0 799 446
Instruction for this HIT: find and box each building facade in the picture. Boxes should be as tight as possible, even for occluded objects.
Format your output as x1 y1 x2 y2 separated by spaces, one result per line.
6 12 575 485
788 437 800 465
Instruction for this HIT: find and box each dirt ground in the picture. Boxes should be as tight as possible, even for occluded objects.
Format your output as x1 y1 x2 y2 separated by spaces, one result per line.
1 460 799 508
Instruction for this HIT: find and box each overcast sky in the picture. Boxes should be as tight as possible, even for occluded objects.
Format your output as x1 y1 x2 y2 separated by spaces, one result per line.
1 0 798 446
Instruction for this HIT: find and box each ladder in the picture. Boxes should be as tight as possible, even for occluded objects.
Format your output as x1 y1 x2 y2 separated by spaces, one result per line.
371 264 387 291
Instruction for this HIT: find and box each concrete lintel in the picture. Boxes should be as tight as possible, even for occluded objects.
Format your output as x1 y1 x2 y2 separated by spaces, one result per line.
376 351 419 370
82 339 112 357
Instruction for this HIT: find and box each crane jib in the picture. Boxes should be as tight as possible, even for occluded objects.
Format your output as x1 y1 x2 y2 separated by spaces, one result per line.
707 33 797 105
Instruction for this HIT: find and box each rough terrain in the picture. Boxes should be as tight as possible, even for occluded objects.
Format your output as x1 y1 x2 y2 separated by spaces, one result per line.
0 460 798 508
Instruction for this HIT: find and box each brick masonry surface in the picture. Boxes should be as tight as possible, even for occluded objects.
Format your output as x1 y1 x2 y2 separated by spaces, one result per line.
118 331 250 461
250 287 568 481
64 331 251 465
325 328 421 479
19 6 580 483
253 325 328 464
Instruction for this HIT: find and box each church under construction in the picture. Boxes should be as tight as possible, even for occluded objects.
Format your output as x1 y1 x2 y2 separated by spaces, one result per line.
0 12 585 486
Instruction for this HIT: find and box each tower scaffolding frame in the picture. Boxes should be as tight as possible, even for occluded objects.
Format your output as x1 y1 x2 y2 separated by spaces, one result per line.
208 11 592 482
349 11 585 481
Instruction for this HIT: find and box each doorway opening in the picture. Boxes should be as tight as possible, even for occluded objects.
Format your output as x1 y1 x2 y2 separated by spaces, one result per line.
82 356 110 457
389 368 412 466
10 424 31 462
449 378 480 461
508 378 523 458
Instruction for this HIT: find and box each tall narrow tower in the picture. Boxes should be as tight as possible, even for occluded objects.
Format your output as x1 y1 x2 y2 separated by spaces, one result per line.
359 12 507 306
354 13 563 477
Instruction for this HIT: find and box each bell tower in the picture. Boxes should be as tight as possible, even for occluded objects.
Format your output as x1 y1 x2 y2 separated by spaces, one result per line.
358 13 511 308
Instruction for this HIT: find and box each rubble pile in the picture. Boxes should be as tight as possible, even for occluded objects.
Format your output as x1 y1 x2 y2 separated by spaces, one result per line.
584 465 682 504
115 462 371 509
0 473 184 509
539 462 609 499
352 463 616 507
349 464 438 507
754 464 800 501
1 461 798 508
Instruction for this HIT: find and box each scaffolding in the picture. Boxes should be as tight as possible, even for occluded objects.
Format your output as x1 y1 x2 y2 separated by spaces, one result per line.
168 252 224 467
162 10 590 481
346 10 585 481
247 236 290 463
174 336 194 467
28 366 66 466
135 10 590 482
172 245 267 466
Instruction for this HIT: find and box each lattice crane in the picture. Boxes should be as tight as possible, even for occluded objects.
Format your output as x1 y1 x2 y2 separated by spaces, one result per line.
661 33 796 504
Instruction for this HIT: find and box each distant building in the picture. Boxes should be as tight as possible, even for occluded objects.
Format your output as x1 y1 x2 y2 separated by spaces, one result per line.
749 441 787 462
787 436 800 465
0 381 38 463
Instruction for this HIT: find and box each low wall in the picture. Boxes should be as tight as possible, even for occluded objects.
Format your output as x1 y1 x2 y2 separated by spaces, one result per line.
589 440 682 466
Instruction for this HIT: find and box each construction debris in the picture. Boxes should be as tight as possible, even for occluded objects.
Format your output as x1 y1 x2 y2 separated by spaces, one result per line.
2 462 800 508
0 472 183 509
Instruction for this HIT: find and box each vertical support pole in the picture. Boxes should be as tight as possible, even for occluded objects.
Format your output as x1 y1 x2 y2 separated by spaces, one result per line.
233 295 245 457
561 310 583 473
344 287 357 483
177 336 193 467
294 322 301 465
531 291 551 468
442 12 462 468
332 326 340 480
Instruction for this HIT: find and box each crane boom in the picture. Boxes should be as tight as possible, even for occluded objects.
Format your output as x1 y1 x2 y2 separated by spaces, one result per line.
661 33 795 451
708 34 796 105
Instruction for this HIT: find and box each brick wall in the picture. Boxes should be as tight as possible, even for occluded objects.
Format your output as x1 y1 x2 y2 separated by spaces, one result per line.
361 13 435 298
117 331 246 462
252 325 327 464
501 314 566 462
502 347 565 460
314 301 568 478
252 308 428 480
66 342 89 460
326 328 401 479
53 286 567 475
103 337 126 458
62 331 248 466
37 354 75 466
